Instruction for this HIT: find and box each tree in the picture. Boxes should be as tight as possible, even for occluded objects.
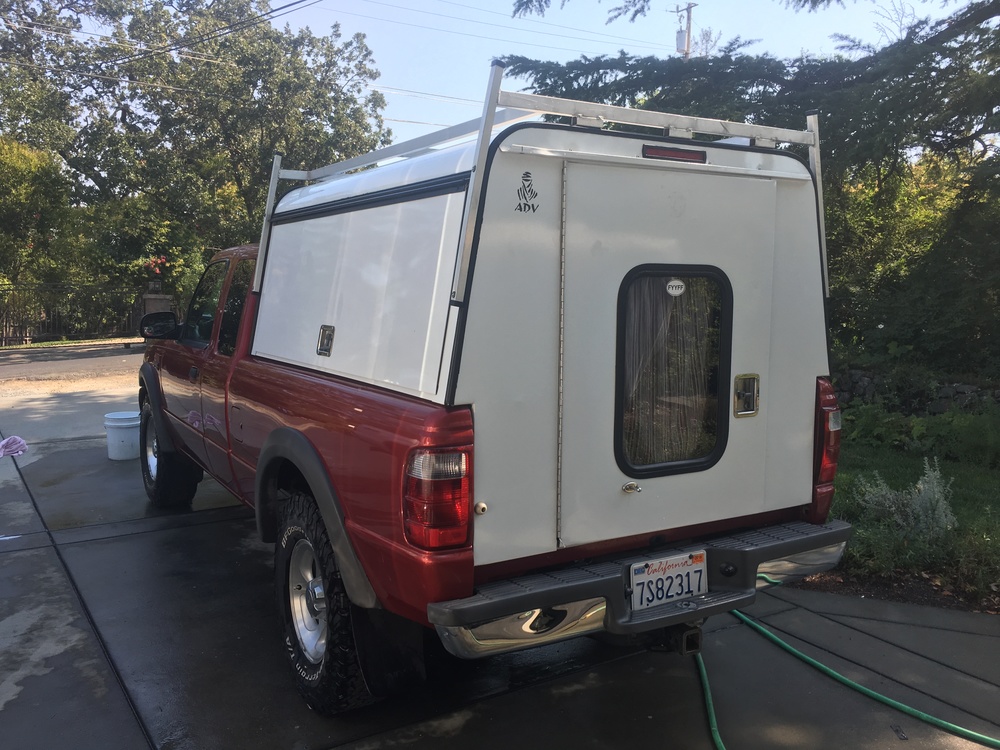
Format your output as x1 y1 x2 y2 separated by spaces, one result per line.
504 1 1000 378
0 137 70 284
511 0 970 22
857 159 1000 377
0 0 390 299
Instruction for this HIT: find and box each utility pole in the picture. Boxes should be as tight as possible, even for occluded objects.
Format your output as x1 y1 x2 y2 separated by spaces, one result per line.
674 3 697 60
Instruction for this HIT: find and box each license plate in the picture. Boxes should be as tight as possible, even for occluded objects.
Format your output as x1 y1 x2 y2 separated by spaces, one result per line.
630 551 708 611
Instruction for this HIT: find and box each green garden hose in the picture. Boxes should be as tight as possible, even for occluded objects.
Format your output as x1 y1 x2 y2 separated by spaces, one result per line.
695 573 1000 750
695 653 728 750
730 609 1000 748
755 573 783 586
690 575 1000 748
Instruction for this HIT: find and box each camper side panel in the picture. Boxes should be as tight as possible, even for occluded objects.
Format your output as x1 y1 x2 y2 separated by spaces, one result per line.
762 179 831 508
253 193 465 400
453 152 563 566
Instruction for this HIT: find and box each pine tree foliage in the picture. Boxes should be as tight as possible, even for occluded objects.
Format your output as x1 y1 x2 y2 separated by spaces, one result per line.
505 1 1000 377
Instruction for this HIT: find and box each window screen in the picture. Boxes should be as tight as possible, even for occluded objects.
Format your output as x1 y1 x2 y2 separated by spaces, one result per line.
617 266 731 476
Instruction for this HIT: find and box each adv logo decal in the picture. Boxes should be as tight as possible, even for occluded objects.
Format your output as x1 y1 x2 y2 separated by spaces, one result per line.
515 171 539 214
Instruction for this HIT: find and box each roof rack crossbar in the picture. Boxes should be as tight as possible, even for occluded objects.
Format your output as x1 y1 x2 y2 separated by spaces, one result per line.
258 64 828 300
496 90 816 147
273 76 818 188
278 107 537 183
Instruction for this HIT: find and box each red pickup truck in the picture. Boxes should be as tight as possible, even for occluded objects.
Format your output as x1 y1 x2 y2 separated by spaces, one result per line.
138 70 850 715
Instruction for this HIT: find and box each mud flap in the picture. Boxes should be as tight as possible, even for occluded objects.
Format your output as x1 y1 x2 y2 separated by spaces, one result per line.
351 606 427 698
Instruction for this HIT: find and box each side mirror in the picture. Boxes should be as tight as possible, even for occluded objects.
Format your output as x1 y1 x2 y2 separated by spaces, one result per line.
140 311 180 339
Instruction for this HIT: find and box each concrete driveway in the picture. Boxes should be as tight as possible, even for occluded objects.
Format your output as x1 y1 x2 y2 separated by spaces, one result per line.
1 346 998 750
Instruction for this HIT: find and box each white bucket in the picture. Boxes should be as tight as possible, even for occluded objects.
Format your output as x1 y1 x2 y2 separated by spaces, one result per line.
104 411 141 461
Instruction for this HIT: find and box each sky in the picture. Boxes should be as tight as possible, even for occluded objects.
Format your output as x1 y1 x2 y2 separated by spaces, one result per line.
275 0 954 143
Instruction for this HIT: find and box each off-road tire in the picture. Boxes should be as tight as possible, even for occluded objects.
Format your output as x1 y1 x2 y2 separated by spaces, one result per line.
275 491 372 715
139 400 201 508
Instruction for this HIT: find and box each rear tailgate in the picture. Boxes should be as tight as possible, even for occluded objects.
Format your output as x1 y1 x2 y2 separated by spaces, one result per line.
561 157 787 546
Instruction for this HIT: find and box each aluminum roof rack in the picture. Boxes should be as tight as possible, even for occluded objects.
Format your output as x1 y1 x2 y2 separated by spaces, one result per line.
259 62 828 298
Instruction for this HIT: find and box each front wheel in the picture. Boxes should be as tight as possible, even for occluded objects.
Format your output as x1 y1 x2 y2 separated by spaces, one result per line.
139 400 201 508
275 491 372 715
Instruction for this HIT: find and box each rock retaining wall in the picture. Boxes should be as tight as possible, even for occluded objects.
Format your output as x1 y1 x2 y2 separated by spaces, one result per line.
833 370 999 415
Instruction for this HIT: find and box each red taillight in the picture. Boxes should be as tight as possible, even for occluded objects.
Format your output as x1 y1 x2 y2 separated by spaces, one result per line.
403 448 472 550
809 377 841 523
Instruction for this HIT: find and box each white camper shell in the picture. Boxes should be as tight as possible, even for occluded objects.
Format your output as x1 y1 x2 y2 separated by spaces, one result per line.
253 65 838 570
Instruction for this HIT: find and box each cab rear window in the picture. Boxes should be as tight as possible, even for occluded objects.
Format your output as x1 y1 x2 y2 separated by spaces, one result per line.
615 265 732 477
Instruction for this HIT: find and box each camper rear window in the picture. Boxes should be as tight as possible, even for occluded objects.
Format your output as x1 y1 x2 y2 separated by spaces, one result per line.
616 266 732 477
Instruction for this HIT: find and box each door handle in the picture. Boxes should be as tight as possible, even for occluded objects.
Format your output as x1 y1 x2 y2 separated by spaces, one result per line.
189 366 200 382
733 374 760 417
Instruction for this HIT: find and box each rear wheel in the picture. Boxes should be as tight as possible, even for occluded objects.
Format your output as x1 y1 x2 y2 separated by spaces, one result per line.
275 490 372 715
139 400 201 508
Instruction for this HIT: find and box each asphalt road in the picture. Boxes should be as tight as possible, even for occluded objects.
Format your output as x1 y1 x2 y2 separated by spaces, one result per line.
0 341 145 382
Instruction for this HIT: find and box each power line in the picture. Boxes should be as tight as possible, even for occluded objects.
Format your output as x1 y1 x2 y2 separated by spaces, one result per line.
317 5 615 55
433 0 661 46
1 5 535 130
368 84 479 106
0 26 476 111
0 16 229 65
0 57 212 96
384 117 451 127
106 0 323 66
0 57 412 116
347 0 666 51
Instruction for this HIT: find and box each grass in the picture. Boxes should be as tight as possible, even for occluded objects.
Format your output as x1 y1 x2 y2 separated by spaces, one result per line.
833 439 1000 605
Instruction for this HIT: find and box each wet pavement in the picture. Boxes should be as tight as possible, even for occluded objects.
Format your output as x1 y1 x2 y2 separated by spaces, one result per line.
1 352 999 750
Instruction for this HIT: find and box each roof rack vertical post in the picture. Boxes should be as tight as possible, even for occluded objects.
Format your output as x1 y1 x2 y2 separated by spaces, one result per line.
452 62 506 304
806 111 830 298
254 152 284 293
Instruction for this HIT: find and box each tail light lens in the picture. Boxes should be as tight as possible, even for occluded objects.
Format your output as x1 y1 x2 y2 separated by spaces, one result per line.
809 377 841 523
403 447 472 549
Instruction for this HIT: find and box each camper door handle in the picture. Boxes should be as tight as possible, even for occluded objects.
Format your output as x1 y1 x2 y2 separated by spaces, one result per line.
189 366 200 382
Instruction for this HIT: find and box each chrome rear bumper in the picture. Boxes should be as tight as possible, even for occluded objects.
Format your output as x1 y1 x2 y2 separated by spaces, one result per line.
756 541 848 585
429 520 850 659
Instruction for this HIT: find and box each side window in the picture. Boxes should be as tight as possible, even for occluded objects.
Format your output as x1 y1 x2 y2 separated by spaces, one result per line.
217 259 256 357
180 261 228 348
616 266 732 477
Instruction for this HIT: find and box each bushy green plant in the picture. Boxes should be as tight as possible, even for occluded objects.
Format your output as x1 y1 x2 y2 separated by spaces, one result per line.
838 458 956 576
834 443 1000 605
912 402 1000 469
854 459 956 539
841 401 1000 469
840 403 912 449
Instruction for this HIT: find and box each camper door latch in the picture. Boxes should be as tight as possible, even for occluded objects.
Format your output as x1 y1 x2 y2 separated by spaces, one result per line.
622 482 642 494
734 374 760 417
316 325 335 357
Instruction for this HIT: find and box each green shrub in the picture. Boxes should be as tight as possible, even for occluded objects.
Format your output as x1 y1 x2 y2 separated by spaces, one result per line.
841 401 1000 469
949 517 999 600
839 458 956 576
834 453 1000 603
841 403 911 449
